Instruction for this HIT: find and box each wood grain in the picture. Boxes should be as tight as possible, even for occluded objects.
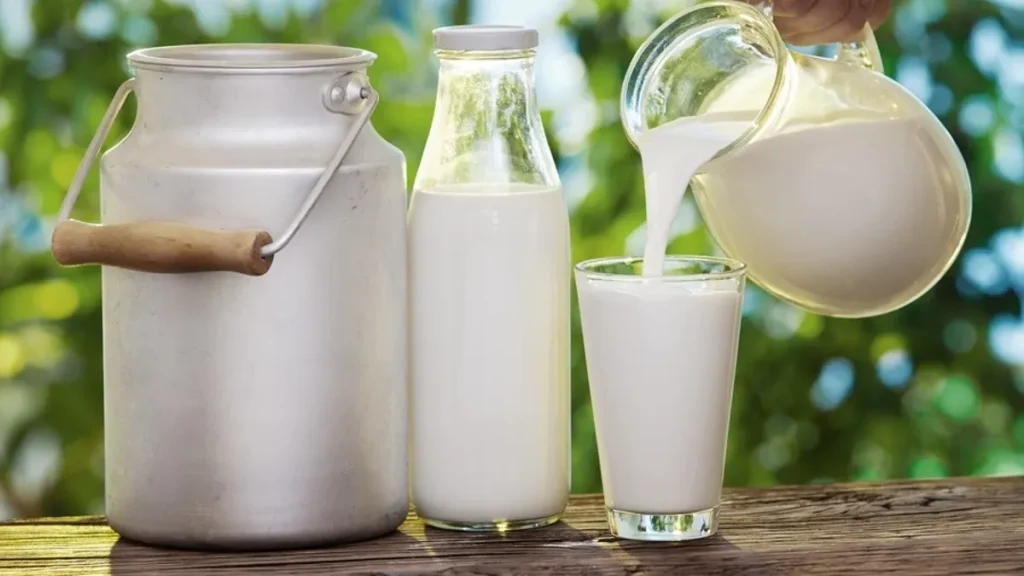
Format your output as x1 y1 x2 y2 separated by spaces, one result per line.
51 220 274 276
2 477 1023 575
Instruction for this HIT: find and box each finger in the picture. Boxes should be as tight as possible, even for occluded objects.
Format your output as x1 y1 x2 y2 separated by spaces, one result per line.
773 0 850 38
771 0 821 18
868 0 892 28
784 0 872 45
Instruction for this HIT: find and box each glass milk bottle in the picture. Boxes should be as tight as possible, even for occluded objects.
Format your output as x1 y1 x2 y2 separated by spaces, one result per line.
409 25 570 531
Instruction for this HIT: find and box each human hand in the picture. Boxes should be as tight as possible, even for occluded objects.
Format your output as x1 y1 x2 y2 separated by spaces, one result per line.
761 0 892 46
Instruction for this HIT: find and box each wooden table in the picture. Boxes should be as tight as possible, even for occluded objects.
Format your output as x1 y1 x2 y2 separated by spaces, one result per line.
2 477 1022 575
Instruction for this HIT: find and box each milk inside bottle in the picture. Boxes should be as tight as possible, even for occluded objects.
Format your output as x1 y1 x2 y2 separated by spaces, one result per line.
408 25 571 531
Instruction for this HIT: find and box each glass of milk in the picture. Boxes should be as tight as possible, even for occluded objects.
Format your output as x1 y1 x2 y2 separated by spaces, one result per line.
575 256 746 541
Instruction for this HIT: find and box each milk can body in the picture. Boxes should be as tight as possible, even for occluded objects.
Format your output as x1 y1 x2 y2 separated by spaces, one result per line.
409 26 571 531
57 45 409 550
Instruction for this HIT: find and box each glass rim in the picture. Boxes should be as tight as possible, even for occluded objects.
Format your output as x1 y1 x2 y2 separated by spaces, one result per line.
574 256 747 282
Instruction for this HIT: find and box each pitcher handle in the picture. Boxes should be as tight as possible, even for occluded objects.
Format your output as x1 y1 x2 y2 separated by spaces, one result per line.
52 73 378 277
835 24 884 73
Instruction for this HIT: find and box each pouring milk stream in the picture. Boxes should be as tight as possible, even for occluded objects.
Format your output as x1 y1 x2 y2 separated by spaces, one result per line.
638 112 749 277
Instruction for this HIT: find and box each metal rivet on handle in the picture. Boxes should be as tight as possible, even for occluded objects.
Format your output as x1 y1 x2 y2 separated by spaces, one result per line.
323 72 371 115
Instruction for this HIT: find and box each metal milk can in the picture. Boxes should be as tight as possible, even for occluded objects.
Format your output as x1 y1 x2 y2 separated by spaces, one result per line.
50 44 408 550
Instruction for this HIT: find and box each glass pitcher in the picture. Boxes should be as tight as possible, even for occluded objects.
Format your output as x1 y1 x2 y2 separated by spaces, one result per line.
621 1 971 318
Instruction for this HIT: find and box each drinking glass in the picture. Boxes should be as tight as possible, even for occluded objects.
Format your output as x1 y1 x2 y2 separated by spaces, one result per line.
575 256 746 541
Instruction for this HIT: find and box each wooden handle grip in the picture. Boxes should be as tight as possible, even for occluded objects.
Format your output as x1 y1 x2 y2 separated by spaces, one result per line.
51 220 274 276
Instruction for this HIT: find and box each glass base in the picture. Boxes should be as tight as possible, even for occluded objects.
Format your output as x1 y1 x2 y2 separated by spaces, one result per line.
422 514 560 533
607 505 718 542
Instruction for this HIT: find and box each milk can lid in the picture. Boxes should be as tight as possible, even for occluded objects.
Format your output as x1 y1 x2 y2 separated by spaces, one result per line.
433 25 539 51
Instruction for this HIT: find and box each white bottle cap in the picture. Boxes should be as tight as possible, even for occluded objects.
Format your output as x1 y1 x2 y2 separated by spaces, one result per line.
433 25 539 51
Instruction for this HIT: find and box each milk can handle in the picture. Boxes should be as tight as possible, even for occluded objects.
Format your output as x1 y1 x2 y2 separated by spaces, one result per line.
51 74 379 277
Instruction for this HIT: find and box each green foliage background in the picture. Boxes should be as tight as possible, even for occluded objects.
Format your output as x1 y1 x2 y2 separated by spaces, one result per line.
1 0 1022 518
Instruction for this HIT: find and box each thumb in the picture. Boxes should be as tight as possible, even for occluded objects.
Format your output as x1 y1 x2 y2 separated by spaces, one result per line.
771 0 825 18
868 0 892 28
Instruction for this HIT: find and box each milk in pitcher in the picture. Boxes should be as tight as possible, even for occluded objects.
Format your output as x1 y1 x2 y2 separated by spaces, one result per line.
638 112 966 319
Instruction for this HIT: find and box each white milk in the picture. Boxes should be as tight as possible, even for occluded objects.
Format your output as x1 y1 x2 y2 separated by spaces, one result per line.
638 112 968 315
694 116 967 315
408 183 571 525
637 112 752 276
576 277 743 513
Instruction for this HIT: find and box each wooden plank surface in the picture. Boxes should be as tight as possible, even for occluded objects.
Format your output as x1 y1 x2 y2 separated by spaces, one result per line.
2 477 1023 575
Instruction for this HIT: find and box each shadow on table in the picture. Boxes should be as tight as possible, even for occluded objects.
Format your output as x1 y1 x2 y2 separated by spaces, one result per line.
417 519 602 572
108 528 423 575
615 534 788 575
108 522 785 575
417 521 786 575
